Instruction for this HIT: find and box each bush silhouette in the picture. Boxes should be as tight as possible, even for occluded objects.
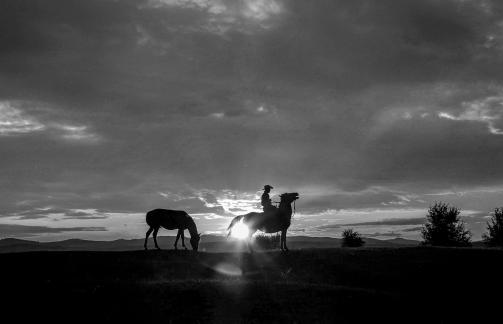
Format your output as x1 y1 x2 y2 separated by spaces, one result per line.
483 208 503 247
421 202 471 247
253 233 280 250
342 229 365 247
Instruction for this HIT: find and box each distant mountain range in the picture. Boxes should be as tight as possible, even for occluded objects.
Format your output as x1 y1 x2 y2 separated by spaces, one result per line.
0 235 422 253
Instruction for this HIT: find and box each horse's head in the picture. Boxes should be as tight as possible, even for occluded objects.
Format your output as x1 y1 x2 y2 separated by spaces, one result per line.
190 233 201 251
280 192 299 204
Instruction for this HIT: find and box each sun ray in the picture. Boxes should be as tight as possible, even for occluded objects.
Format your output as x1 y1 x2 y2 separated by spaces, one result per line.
230 219 250 240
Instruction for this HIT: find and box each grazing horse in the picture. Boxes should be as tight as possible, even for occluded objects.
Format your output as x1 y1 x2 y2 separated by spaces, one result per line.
227 192 299 252
144 209 200 251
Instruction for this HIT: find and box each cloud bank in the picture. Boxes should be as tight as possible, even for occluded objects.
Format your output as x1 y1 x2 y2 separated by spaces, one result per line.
2 0 503 240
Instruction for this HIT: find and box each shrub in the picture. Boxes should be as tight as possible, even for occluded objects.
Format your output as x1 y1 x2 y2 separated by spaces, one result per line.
483 208 503 247
253 233 280 250
342 229 365 247
421 202 471 247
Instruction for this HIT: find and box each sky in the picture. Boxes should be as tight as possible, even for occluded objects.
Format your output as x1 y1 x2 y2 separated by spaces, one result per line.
1 0 503 241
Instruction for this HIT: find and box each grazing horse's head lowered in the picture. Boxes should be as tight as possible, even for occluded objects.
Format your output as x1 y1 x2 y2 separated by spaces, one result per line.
144 209 201 251
190 233 201 251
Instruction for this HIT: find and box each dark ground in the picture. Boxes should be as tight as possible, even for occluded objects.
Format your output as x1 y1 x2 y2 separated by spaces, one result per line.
1 247 502 323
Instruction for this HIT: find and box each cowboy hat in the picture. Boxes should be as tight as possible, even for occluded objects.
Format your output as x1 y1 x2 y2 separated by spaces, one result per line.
262 185 273 190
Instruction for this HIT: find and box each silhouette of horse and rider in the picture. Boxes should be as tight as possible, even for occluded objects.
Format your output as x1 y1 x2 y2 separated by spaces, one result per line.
144 185 299 252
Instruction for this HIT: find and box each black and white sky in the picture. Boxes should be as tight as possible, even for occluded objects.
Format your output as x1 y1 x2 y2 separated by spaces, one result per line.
1 0 503 241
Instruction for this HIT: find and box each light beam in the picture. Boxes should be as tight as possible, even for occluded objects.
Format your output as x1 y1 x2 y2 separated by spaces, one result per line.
230 219 250 240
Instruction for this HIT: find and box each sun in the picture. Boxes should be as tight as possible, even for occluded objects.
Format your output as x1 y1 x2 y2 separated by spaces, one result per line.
230 219 250 240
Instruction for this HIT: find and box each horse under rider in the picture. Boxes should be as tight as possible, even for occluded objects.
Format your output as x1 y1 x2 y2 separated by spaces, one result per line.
261 185 277 215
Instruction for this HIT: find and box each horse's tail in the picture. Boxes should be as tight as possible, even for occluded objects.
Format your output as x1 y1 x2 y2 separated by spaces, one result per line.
227 215 243 237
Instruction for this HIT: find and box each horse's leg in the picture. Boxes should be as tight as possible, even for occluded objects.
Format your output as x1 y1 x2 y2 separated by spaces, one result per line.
153 227 161 250
281 230 288 252
181 230 187 250
280 231 284 251
247 237 253 254
174 229 180 250
144 227 153 250
247 230 255 254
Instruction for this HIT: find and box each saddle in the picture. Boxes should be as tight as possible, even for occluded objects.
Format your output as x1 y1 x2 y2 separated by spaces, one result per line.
263 205 278 217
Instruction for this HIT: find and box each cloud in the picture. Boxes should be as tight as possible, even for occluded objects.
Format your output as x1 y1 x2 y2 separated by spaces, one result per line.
317 217 426 230
9 207 108 220
50 124 100 142
346 218 427 227
2 0 503 240
297 188 430 214
143 0 227 12
402 226 423 232
0 101 100 142
203 213 226 220
0 102 45 135
368 232 403 238
142 0 284 34
0 224 106 237
438 95 503 135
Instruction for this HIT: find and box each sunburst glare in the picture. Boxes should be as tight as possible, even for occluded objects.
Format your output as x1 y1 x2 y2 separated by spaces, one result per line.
230 219 250 240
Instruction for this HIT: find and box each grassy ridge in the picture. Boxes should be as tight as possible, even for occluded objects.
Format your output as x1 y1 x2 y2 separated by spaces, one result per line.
1 248 502 323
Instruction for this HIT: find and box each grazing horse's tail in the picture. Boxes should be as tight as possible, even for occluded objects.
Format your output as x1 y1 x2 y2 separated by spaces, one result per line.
227 215 244 237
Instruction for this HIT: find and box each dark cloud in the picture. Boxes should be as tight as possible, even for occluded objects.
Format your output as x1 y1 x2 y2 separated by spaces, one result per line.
63 212 108 220
298 190 427 214
402 227 423 233
0 224 106 237
1 0 503 239
368 232 403 238
12 207 108 220
0 190 226 218
346 218 427 227
317 217 426 230
319 212 491 229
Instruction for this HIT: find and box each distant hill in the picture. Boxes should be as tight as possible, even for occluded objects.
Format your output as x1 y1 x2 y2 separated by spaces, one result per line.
0 235 421 253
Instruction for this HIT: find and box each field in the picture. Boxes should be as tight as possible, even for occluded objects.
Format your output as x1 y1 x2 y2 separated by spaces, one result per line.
2 247 502 323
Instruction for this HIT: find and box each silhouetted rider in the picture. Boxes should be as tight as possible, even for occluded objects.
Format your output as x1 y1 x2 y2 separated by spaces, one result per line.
261 185 276 214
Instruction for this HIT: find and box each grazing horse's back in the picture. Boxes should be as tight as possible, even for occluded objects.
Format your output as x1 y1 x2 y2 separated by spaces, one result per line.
146 209 188 229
